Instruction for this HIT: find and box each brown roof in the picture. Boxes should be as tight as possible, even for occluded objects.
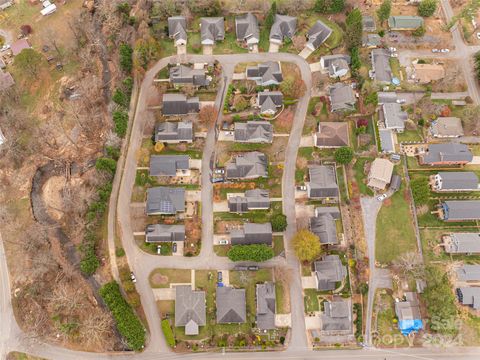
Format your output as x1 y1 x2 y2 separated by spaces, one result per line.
0 71 14 91
11 39 31 56
315 122 349 147
413 63 445 84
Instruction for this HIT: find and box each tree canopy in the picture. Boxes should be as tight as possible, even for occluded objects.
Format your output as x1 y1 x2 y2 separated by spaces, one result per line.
14 48 43 76
345 9 363 50
314 0 345 13
271 213 288 232
334 146 354 164
377 0 392 24
418 0 437 17
292 230 321 262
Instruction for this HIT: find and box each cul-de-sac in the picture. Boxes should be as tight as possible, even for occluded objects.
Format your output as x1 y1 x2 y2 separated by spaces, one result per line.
2 1 480 359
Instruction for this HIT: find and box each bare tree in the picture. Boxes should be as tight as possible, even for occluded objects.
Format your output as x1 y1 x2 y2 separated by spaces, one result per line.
393 251 424 277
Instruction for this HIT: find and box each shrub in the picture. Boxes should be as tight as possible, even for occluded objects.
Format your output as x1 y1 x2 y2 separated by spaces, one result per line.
119 44 133 73
106 146 120 160
271 213 287 232
334 146 354 164
161 319 175 347
100 282 146 350
116 248 126 257
364 92 378 106
113 88 129 108
418 0 437 17
413 26 426 37
113 110 129 137
227 244 274 262
359 282 369 296
96 157 117 174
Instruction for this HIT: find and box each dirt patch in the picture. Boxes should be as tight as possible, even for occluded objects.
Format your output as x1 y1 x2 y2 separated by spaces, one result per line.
151 273 169 287
42 175 67 221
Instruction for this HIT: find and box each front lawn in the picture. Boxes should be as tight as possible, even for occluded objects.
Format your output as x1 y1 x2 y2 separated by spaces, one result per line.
304 289 320 313
373 290 408 347
396 130 423 143
273 236 285 256
352 157 374 196
149 268 191 288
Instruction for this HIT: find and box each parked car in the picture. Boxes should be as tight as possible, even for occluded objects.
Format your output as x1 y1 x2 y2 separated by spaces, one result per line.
157 245 162 255
172 242 177 253
477 32 480 39
0 44 10 52
431 49 440 53
212 177 224 183
219 239 229 245
390 53 398 58
377 194 388 202
235 266 248 271
396 99 406 104
214 168 225 174
248 266 259 271
130 272 137 283
217 271 223 283
389 47 397 52
440 48 450 53
296 185 307 191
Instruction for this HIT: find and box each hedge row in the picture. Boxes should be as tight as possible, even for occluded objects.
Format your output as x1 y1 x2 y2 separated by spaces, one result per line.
227 244 274 262
161 319 175 347
99 281 145 351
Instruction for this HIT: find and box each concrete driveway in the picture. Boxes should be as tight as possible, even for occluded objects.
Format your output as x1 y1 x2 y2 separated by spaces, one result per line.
300 135 314 147
309 63 322 72
269 42 280 53
213 201 229 212
152 287 176 301
301 276 316 289
305 315 322 330
217 131 234 141
298 47 313 59
203 44 213 55
189 159 202 170
232 73 246 80
186 190 201 202
177 44 186 56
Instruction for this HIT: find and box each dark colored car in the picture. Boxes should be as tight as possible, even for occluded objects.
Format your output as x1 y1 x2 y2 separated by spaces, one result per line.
172 242 177 253
248 266 259 271
217 271 223 283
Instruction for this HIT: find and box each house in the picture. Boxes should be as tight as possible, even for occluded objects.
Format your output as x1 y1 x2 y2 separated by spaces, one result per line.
146 187 185 215
306 20 332 51
175 285 206 335
395 292 423 335
412 63 445 84
169 65 210 87
314 255 347 291
319 55 351 78
200 17 225 45
377 92 398 104
256 282 276 330
321 298 353 335
432 172 479 192
362 34 382 48
309 206 341 245
430 117 464 138
421 143 473 166
328 83 356 112
456 287 480 309
380 103 408 132
145 224 186 243
228 189 270 213
362 15 376 32
162 93 199 116
246 61 283 86
230 222 273 246
370 49 392 83
0 0 13 11
168 16 187 46
216 286 246 324
456 265 480 282
443 233 480 254
306 165 339 199
11 39 30 56
149 155 190 177
314 122 350 148
257 91 283 115
155 121 193 144
234 121 273 143
225 151 268 180
367 158 394 190
388 16 424 30
379 129 395 154
0 71 14 91
440 200 480 221
269 14 297 44
235 13 259 48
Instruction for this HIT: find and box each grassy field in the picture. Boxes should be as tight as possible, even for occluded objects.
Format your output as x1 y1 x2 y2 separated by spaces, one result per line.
352 157 374 196
304 289 321 313
373 291 408 347
273 236 285 256
396 130 423 143
375 183 417 264
149 268 191 288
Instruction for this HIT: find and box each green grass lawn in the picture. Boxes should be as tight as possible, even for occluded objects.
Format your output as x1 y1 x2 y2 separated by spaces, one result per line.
396 130 423 142
214 245 230 257
273 236 285 256
214 201 282 224
373 291 408 347
304 289 320 313
149 268 191 288
213 31 249 55
336 165 349 203
352 157 374 196
375 182 417 264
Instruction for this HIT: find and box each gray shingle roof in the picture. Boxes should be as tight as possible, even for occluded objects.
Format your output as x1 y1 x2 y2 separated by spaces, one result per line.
321 298 352 332
216 286 246 323
457 287 480 309
169 65 210 86
146 224 185 242
246 61 283 86
146 186 185 215
445 233 480 253
258 91 283 114
228 189 270 212
328 83 356 112
200 17 225 45
175 285 206 335
234 121 273 143
395 292 421 321
382 103 407 131
270 14 297 43
390 174 402 191
307 165 339 199
456 265 480 282
149 155 190 177
362 34 382 48
306 20 332 50
155 121 193 143
168 16 187 43
256 282 276 330
320 54 351 69
230 222 273 245
388 16 424 30
162 93 199 116
377 92 398 104
362 15 376 32
430 117 464 137
379 129 395 153
314 255 347 291
310 212 338 244
423 143 473 165
235 13 259 44
442 200 480 221
435 172 479 191
371 48 392 83
226 151 268 179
